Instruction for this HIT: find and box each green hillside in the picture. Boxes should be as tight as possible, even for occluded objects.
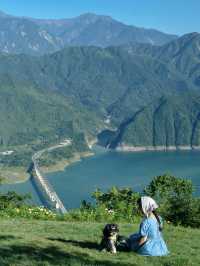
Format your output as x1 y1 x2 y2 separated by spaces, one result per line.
0 45 195 127
0 34 200 172
124 32 200 88
98 92 200 149
0 218 199 266
0 81 101 182
0 83 101 146
153 32 200 87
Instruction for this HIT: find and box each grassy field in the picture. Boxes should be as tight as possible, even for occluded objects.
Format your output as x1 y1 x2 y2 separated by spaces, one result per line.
0 219 199 266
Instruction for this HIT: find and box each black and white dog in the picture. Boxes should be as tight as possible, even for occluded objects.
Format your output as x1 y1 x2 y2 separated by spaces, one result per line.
100 224 119 254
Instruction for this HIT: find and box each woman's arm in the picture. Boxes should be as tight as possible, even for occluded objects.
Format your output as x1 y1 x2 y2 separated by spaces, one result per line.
138 235 147 246
137 218 148 248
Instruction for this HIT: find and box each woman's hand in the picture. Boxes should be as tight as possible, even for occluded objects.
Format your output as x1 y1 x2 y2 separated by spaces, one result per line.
138 236 147 246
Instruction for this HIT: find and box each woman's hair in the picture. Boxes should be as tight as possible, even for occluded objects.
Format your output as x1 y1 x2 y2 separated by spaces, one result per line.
152 209 163 231
137 197 163 231
137 198 142 210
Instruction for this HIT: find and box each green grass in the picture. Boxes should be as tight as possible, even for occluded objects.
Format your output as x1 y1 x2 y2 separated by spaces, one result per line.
0 219 199 266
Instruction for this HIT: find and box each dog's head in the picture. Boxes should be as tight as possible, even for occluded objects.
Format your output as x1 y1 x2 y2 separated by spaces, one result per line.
103 224 119 238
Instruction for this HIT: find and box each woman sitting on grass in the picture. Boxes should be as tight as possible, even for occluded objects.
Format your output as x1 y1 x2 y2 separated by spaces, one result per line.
128 196 169 256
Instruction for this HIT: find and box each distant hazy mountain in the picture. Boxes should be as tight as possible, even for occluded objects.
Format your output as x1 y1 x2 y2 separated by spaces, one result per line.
0 11 177 55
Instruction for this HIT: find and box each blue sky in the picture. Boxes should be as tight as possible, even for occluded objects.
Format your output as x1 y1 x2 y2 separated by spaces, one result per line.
0 0 199 35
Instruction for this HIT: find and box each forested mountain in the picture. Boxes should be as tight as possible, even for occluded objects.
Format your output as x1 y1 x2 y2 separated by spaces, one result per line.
123 32 200 88
98 92 200 149
152 32 200 87
0 80 102 146
0 32 200 149
0 10 177 55
0 44 195 127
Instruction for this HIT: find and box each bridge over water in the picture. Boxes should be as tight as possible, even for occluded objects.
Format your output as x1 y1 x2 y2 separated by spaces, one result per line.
31 141 71 214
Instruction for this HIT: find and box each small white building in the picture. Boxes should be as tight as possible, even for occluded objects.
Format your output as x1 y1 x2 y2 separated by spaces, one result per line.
60 139 72 145
0 150 14 156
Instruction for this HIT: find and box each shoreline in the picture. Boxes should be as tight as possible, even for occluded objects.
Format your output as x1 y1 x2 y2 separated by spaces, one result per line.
0 151 94 185
116 145 200 152
40 151 94 174
3 142 200 184
37 137 98 175
0 166 29 185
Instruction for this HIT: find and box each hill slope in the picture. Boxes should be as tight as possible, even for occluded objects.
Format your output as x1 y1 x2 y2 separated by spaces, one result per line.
98 92 200 149
0 45 195 127
0 34 199 150
123 32 200 88
0 219 199 266
0 82 101 146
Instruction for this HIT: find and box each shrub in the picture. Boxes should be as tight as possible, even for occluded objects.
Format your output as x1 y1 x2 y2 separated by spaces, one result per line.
144 174 193 201
78 175 200 227
0 191 56 220
78 187 140 222
0 191 31 210
0 205 57 220
144 174 200 227
0 175 199 228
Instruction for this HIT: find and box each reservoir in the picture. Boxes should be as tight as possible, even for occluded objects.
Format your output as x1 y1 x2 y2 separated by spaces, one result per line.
1 147 200 209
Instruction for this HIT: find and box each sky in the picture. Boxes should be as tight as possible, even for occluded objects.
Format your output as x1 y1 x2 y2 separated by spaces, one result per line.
0 0 199 36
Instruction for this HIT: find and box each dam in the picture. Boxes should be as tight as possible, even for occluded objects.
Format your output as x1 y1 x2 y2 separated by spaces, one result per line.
31 141 71 214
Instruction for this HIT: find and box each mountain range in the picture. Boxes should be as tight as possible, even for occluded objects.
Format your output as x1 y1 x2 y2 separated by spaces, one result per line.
0 10 199 152
98 33 200 148
0 10 177 55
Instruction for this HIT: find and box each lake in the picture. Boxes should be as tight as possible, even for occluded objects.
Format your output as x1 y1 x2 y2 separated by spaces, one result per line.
1 147 200 209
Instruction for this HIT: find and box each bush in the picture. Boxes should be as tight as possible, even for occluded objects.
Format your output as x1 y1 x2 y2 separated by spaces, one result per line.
0 191 57 220
144 174 193 201
0 205 57 220
144 174 200 227
0 191 31 210
78 187 140 222
0 175 199 228
78 175 200 227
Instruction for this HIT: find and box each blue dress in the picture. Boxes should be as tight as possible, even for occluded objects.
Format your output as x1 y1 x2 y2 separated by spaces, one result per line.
128 217 169 256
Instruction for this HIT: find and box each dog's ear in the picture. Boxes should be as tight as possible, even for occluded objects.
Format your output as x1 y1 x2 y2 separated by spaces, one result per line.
116 224 119 232
103 224 109 235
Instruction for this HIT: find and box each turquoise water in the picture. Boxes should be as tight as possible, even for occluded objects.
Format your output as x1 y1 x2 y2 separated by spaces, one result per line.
0 179 42 205
46 147 200 209
1 147 200 209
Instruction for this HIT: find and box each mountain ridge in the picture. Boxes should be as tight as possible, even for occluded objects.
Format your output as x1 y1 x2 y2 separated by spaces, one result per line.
0 33 200 150
0 10 177 55
98 92 200 149
122 32 200 87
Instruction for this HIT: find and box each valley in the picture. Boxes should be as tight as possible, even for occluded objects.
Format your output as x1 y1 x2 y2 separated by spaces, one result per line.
0 11 199 188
